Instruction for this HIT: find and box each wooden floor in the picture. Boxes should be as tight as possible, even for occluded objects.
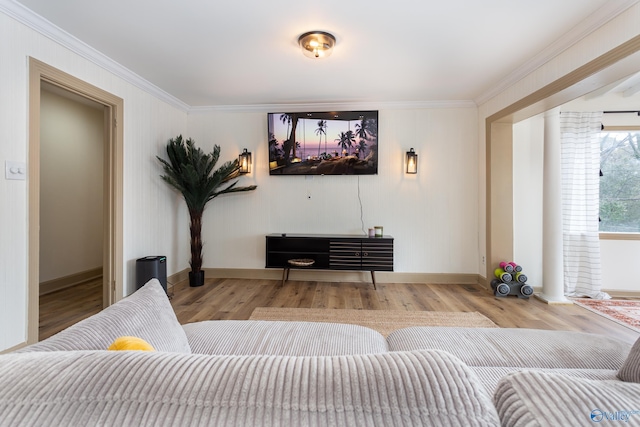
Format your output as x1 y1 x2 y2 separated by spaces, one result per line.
169 277 640 345
39 278 103 340
40 277 640 345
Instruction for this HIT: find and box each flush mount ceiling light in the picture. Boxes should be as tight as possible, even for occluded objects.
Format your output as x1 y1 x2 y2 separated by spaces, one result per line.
298 31 336 59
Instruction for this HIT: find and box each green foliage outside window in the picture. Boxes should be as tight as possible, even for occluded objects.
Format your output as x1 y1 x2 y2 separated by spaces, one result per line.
599 131 640 232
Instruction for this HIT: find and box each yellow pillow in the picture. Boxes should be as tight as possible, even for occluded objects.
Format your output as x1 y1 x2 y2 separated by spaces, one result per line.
108 336 155 351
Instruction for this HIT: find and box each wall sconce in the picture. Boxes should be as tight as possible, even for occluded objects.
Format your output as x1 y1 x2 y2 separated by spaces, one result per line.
406 148 417 174
239 148 252 174
298 31 336 59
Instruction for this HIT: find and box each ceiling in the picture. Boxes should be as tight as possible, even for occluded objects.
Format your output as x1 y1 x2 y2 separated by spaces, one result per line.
11 0 639 107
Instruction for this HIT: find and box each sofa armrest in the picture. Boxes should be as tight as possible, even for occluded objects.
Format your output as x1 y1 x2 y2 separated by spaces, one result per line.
494 371 640 426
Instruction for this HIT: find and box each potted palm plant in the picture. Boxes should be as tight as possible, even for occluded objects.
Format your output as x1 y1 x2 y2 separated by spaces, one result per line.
157 135 257 287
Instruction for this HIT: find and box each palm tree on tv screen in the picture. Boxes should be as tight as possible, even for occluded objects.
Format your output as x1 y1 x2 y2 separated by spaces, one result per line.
315 120 327 157
355 118 369 139
357 139 368 157
269 133 282 159
335 130 355 155
366 117 378 141
279 113 299 162
354 117 370 156
346 130 356 154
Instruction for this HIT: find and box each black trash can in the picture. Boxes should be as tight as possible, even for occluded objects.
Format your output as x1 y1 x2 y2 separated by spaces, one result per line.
136 256 167 294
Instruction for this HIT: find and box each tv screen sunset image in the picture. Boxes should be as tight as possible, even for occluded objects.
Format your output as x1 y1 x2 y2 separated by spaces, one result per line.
268 111 378 175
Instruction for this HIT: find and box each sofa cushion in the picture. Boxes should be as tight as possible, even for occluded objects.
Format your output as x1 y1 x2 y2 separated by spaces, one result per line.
0 350 500 427
618 336 640 382
471 366 618 395
386 327 630 370
494 371 640 426
18 279 190 354
183 320 388 356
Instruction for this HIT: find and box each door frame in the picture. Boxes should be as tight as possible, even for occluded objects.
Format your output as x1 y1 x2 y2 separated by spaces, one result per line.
28 58 124 344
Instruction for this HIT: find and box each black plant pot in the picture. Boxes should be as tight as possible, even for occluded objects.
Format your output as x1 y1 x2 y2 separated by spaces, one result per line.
189 270 205 287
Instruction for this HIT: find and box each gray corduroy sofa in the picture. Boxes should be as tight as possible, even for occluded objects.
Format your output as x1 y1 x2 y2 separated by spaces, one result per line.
2 279 639 426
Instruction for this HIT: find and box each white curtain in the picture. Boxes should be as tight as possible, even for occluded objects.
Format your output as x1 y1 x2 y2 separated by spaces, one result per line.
560 112 610 299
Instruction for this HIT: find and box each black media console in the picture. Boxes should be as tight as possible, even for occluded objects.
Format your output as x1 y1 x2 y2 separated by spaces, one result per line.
265 233 394 289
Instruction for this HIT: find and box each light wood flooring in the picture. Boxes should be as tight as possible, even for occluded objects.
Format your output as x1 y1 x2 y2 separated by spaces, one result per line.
40 277 640 345
170 277 640 344
39 278 103 340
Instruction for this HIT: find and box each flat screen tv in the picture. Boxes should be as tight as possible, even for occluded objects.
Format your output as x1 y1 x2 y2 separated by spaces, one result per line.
268 110 378 175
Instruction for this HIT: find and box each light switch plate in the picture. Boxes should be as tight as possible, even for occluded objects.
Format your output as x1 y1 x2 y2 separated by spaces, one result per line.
5 161 27 180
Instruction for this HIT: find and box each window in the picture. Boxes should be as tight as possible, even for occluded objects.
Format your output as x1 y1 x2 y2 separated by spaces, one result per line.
599 130 640 232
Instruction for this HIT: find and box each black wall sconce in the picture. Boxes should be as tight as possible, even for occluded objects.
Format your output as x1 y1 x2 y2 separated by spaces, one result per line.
406 148 417 174
239 148 252 174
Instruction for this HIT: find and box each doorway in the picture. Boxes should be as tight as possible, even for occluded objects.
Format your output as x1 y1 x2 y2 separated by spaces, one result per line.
484 35 640 280
38 82 105 339
27 58 124 345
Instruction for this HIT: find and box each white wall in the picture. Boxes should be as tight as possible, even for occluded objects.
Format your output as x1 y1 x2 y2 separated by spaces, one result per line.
601 239 640 293
187 107 480 274
0 11 188 351
39 89 104 282
512 115 544 288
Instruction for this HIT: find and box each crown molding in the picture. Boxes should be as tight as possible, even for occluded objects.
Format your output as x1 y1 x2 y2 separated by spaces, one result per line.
188 100 477 114
474 0 640 106
0 0 190 112
9 0 624 114
0 0 477 114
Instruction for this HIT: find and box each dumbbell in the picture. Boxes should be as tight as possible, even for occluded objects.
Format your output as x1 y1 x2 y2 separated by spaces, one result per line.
509 262 523 272
520 284 534 297
494 268 512 283
499 261 514 273
515 272 528 284
495 283 511 297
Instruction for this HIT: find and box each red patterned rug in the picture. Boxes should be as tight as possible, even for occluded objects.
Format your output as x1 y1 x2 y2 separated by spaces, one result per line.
573 299 640 332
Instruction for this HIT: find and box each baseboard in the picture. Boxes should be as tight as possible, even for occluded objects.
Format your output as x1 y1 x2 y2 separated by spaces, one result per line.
477 275 490 290
601 289 640 298
514 286 639 299
167 268 482 285
372 272 480 285
0 341 28 355
39 267 102 296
